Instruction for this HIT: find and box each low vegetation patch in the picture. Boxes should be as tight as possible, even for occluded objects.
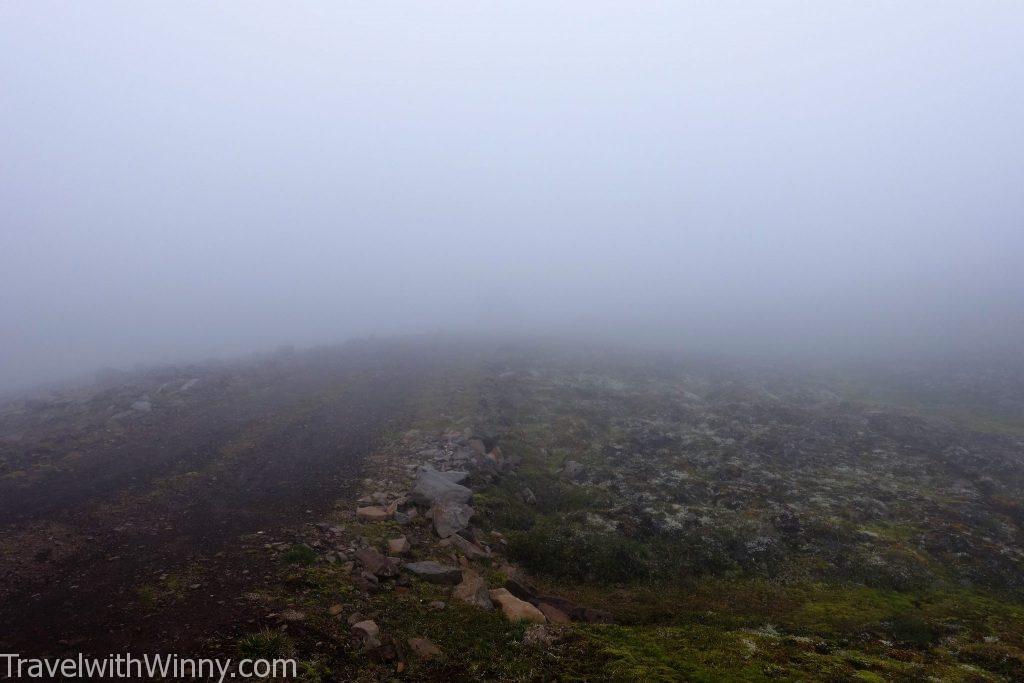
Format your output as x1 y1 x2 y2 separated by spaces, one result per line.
280 543 317 565
237 629 294 660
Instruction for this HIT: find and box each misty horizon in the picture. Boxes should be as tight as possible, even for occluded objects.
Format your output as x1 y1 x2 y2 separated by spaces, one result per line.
3 3 1023 390
4 5 1024 676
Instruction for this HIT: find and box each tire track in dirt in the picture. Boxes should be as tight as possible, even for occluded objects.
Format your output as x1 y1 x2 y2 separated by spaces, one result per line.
0 345 437 655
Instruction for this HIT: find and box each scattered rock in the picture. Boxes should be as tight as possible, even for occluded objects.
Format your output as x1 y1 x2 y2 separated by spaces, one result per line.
534 594 614 623
355 547 401 577
410 469 473 506
351 619 378 637
351 619 381 649
460 526 487 545
432 500 474 538
504 577 538 602
356 506 392 522
403 561 463 585
393 511 412 524
489 588 546 623
353 574 379 594
387 536 411 556
328 604 344 616
453 569 493 610
451 533 489 559
537 602 571 624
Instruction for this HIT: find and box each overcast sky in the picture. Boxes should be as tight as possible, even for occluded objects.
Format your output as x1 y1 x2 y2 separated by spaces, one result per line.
2 2 1023 389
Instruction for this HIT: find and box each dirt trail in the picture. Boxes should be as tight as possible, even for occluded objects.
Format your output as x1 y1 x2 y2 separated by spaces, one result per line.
0 342 439 655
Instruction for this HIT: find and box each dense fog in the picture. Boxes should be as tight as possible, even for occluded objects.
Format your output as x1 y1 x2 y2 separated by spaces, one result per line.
2 2 1022 390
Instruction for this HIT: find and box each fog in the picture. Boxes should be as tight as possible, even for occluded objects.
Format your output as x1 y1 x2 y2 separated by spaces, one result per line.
2 2 1022 390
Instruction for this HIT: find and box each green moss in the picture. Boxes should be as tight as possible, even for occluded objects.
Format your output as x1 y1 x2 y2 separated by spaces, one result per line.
281 543 317 565
859 521 919 542
507 522 652 583
135 584 158 609
792 584 918 636
574 623 846 682
887 611 940 648
567 621 1003 682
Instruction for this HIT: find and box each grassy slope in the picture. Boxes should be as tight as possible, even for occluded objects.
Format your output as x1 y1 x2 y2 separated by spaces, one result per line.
475 432 1024 681
463 362 1024 681
232 357 1024 681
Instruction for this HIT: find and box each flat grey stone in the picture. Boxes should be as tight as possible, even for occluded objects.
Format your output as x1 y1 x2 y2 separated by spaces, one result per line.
410 468 472 505
403 561 463 585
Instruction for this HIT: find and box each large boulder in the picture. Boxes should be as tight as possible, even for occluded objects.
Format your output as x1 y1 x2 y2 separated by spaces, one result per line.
537 602 571 624
504 577 538 602
432 500 474 538
410 468 473 506
403 561 463 585
453 569 493 610
489 588 546 623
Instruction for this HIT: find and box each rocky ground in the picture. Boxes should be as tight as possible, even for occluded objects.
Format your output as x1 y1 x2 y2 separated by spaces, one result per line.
1 338 1023 680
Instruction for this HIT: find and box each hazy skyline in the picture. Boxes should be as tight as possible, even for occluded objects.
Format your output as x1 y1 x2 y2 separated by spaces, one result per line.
2 2 1023 389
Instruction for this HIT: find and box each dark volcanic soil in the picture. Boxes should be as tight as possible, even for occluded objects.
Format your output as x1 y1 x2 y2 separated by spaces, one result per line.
0 340 448 656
